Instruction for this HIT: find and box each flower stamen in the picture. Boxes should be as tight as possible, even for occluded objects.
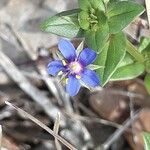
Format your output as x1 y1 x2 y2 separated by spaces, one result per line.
69 61 82 74
62 60 67 66
76 75 81 79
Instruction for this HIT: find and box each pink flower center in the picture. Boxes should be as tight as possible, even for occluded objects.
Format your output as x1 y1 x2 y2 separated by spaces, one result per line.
69 61 82 74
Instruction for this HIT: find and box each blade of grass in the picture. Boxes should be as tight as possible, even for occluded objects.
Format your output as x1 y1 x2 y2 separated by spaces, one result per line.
5 101 77 150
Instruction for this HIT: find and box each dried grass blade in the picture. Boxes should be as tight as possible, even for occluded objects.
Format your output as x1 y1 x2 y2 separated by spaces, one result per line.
0 125 2 150
5 101 77 150
53 113 62 150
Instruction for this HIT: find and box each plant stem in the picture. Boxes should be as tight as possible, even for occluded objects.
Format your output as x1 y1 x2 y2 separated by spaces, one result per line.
126 40 145 63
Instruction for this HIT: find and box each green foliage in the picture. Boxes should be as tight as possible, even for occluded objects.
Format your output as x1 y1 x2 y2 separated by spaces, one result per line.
144 74 150 94
126 40 145 63
41 0 146 86
78 0 105 12
110 47 145 81
139 37 150 52
140 37 150 73
41 9 82 38
87 64 104 70
84 24 109 52
96 32 126 85
111 62 145 81
143 132 150 150
137 37 150 95
107 1 144 33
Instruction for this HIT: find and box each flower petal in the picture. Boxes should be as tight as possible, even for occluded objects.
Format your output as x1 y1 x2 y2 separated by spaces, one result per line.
78 48 97 66
81 69 100 87
58 39 76 62
66 75 81 96
47 60 65 76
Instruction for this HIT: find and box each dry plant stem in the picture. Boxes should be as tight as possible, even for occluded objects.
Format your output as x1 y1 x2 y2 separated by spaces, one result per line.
0 47 65 124
129 97 134 119
21 71 73 113
77 103 123 129
94 87 144 99
37 64 63 106
13 23 73 113
129 96 135 145
9 70 150 107
0 125 2 150
67 112 123 129
5 101 77 150
0 23 69 110
15 27 72 111
78 103 98 117
53 113 62 150
145 0 150 28
94 87 150 107
101 110 141 150
0 35 91 145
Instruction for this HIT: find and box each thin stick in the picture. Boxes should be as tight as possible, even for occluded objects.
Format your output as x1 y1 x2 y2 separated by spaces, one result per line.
5 101 77 150
145 0 150 28
101 110 141 150
0 49 64 123
0 125 2 150
67 113 123 129
129 95 135 145
93 87 150 107
77 103 122 129
53 113 62 150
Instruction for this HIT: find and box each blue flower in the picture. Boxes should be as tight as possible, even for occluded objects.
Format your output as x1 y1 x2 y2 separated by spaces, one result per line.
47 39 100 96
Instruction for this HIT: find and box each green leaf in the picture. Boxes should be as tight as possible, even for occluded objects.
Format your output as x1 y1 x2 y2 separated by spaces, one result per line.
141 41 150 73
85 29 109 52
84 21 109 52
107 1 144 33
143 132 150 150
144 74 150 94
76 40 84 56
78 0 105 12
117 53 134 68
87 64 104 70
110 41 145 81
139 37 150 53
103 0 110 4
78 11 90 30
41 9 82 38
78 0 90 11
96 32 126 86
85 30 97 50
110 62 144 81
126 40 145 63
96 26 109 52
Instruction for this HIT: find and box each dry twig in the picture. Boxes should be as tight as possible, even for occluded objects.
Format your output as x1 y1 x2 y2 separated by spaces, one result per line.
53 113 62 150
0 125 2 150
5 101 77 150
0 44 65 124
101 110 141 150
